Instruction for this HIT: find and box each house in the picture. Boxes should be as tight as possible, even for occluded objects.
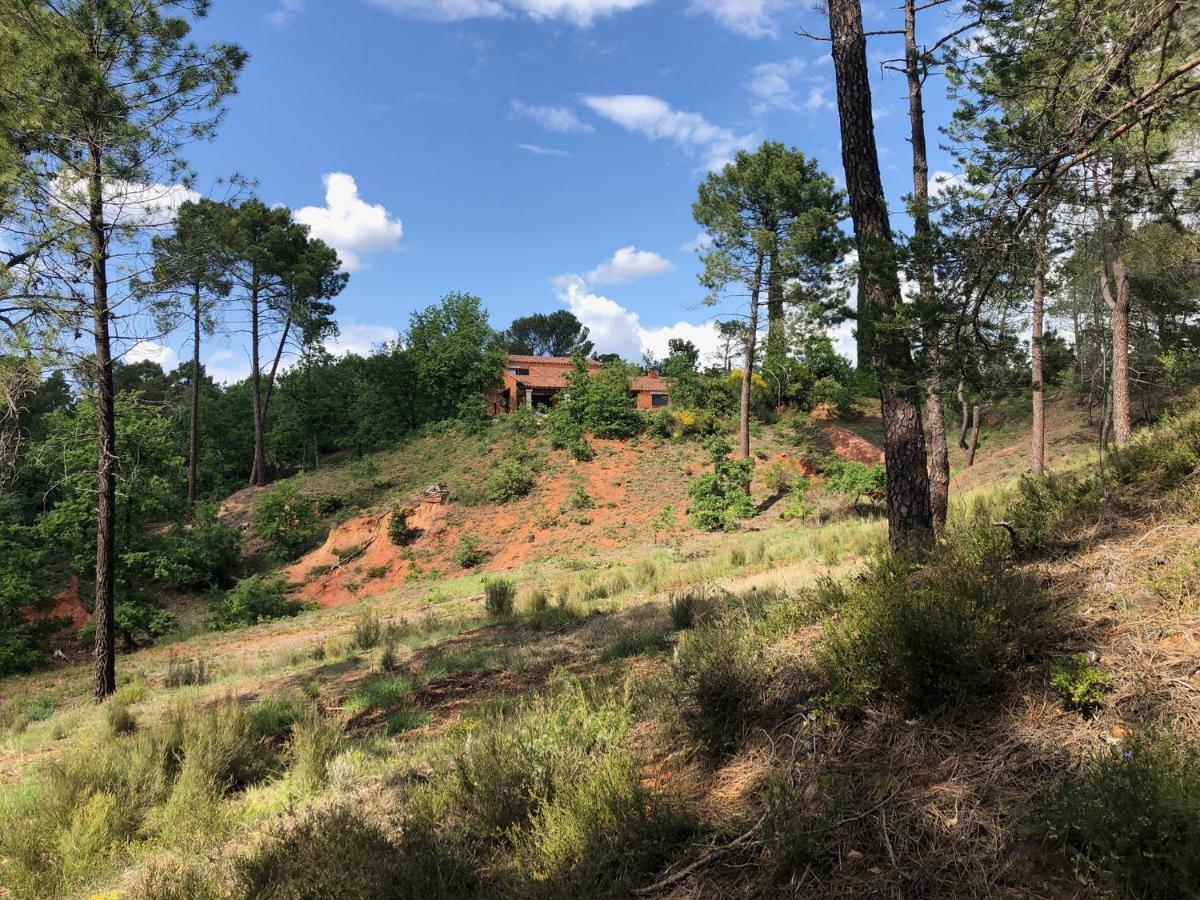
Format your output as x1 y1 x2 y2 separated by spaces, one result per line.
489 354 671 414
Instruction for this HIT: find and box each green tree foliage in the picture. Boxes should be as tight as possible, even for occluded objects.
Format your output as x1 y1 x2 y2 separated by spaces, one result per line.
253 481 320 558
408 292 507 421
209 575 302 630
688 436 754 531
504 310 594 357
0 523 54 676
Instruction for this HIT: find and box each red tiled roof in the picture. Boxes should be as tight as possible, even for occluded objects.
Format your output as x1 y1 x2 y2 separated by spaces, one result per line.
507 354 602 369
630 374 670 393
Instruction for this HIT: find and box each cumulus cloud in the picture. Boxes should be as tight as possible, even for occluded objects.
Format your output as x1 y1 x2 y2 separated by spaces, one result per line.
517 143 571 157
123 340 179 370
582 94 758 171
365 0 648 25
552 274 722 363
325 321 401 357
294 173 404 271
204 348 249 385
688 0 797 39
510 100 594 134
585 246 674 285
266 0 305 27
681 231 714 253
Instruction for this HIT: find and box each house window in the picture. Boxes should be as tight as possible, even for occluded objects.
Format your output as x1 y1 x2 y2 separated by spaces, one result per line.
651 393 669 407
509 367 530 376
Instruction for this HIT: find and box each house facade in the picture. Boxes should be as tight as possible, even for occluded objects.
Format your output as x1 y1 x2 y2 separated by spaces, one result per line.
489 354 670 414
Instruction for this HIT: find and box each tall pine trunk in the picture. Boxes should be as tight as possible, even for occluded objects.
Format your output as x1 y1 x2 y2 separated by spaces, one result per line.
1109 257 1133 446
739 252 764 458
88 143 117 701
249 268 268 486
828 0 932 550
764 244 786 381
188 284 201 512
1030 210 1048 475
902 0 948 532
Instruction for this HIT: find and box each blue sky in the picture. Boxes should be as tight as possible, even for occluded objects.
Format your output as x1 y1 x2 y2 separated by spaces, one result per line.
142 0 970 380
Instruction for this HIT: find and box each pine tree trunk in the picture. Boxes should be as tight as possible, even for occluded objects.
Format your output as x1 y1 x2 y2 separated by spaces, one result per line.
188 284 201 513
966 404 982 466
855 275 873 372
249 268 268 486
739 252 764 458
764 245 786 379
828 0 932 550
1110 257 1133 446
1030 212 1047 476
902 0 948 532
88 144 117 701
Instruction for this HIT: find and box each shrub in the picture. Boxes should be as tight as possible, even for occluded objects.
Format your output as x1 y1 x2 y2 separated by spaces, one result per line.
353 612 383 650
454 533 488 568
164 698 263 821
821 457 885 507
164 653 209 688
105 700 137 736
289 705 344 792
817 533 1043 713
671 617 768 753
546 405 585 450
253 481 321 557
378 637 401 673
763 460 792 496
688 436 754 532
388 508 423 546
209 575 302 630
128 504 240 591
488 459 535 503
807 376 852 415
759 772 831 882
484 577 516 617
1045 736 1200 898
233 805 416 899
667 585 723 630
1050 654 1112 713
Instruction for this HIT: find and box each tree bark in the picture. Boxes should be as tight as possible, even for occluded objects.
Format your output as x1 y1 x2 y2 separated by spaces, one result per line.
1109 257 1133 446
88 143 117 701
828 0 932 550
764 244 786 378
1030 208 1048 476
188 284 201 513
957 380 970 449
902 0 948 533
855 275 873 372
966 404 982 466
739 252 764 459
249 267 268 486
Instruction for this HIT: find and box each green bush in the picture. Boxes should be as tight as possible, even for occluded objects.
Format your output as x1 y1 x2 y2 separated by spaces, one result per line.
484 577 516 617
209 575 303 630
0 524 58 676
688 436 754 532
817 533 1043 713
254 481 321 558
454 533 489 568
667 585 723 630
105 700 137 736
671 616 768 753
126 504 240 590
807 376 852 415
353 611 383 650
1050 654 1112 713
1045 736 1200 898
289 705 344 792
488 460 535 503
821 457 885 507
388 508 423 546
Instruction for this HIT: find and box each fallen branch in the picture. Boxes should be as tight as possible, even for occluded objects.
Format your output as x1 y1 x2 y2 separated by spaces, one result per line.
633 815 766 896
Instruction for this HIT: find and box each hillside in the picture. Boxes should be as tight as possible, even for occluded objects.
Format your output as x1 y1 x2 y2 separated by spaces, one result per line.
5 394 1200 899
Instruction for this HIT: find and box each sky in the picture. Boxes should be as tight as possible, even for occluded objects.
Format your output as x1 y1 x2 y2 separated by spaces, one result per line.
130 0 972 381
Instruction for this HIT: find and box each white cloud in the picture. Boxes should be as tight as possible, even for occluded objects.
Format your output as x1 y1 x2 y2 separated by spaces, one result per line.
52 176 199 229
510 100 594 134
585 246 674 285
325 321 401 357
688 0 797 38
366 0 648 25
582 94 758 171
266 0 304 27
747 59 833 114
681 231 713 253
294 173 404 272
507 0 652 26
929 169 971 202
517 143 571 157
552 274 723 362
123 340 178 370
365 0 506 23
204 348 249 385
